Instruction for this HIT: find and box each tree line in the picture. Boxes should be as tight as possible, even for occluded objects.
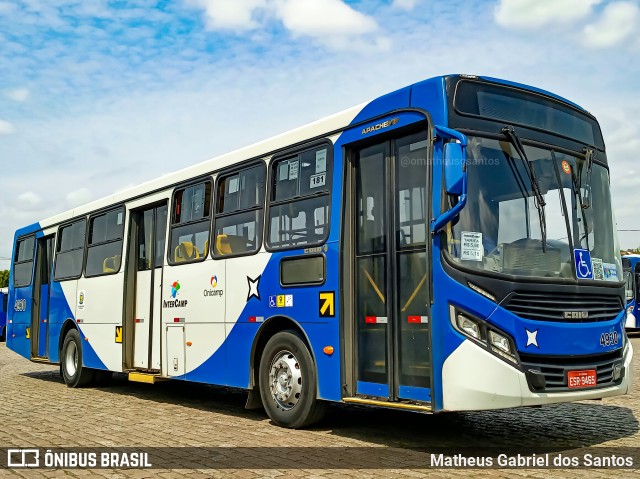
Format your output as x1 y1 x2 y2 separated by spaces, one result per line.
0 270 8 289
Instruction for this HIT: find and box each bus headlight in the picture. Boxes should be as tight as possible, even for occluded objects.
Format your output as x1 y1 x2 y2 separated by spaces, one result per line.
488 330 517 363
457 314 481 340
489 330 511 354
450 305 519 366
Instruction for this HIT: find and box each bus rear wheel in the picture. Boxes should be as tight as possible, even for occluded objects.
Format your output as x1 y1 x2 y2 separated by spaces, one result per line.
61 329 95 388
259 330 325 429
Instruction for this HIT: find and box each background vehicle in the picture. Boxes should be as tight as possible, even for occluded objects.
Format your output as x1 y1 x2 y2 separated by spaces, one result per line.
623 255 640 331
7 74 632 428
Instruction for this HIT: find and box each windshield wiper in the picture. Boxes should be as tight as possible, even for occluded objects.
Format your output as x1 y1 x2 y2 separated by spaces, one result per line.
502 126 548 252
572 147 595 249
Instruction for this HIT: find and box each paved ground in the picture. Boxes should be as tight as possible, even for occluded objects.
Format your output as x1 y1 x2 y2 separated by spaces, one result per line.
0 339 639 478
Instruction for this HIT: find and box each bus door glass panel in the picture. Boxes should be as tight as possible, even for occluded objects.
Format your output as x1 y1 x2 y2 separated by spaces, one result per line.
13 236 35 356
134 209 154 369
151 205 167 370
34 236 54 358
355 143 389 393
395 133 430 397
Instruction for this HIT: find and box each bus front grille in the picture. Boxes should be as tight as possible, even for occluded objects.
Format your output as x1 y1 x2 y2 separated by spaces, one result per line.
503 291 623 322
519 349 624 392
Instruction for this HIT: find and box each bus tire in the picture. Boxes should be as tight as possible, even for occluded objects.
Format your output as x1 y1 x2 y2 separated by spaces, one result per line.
61 329 95 388
259 330 325 429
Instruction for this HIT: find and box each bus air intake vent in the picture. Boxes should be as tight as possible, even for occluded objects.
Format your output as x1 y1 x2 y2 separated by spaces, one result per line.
520 349 624 392
503 291 623 322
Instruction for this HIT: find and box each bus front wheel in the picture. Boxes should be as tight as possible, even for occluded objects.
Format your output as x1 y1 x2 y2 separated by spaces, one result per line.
61 329 95 388
259 330 325 428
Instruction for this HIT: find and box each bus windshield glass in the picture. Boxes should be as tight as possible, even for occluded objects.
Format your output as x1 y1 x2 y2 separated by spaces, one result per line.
447 136 622 281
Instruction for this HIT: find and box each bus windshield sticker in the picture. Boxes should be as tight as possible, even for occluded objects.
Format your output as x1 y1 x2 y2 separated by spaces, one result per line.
289 159 299 180
573 249 593 280
461 231 483 261
603 263 619 282
117 212 123 225
592 257 604 280
315 149 327 173
278 162 289 181
310 173 326 189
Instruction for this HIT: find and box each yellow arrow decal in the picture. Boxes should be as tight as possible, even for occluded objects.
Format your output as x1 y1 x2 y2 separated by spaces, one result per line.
319 291 335 317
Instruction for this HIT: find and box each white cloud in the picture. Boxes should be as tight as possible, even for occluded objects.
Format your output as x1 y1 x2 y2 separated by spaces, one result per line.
0 119 16 135
192 0 383 50
6 88 29 102
495 0 602 30
277 0 378 37
392 0 419 10
16 191 41 209
66 188 93 207
583 1 640 48
192 0 267 30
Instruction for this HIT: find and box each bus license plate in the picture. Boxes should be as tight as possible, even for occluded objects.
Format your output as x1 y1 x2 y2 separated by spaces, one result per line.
567 369 597 389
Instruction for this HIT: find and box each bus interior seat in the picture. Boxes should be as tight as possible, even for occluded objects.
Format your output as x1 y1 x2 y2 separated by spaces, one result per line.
103 255 121 273
215 234 249 256
174 241 200 262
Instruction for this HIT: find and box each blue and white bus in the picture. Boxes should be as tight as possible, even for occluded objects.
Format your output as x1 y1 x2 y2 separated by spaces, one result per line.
7 75 633 428
623 255 640 331
0 288 7 342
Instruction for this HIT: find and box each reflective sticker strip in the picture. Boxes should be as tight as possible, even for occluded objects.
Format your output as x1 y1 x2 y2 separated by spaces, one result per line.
365 316 388 324
173 318 185 323
408 316 429 324
135 319 144 323
249 316 265 323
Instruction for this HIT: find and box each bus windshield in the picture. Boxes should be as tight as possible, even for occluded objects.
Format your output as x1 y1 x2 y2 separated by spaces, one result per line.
448 136 622 281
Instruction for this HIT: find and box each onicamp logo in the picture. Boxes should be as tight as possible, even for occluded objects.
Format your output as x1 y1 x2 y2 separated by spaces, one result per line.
204 275 223 298
171 281 181 298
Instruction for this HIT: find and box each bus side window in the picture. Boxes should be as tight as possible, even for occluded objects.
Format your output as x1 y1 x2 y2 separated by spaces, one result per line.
13 235 36 287
213 164 265 258
169 181 212 264
54 219 87 281
267 145 332 250
85 207 125 277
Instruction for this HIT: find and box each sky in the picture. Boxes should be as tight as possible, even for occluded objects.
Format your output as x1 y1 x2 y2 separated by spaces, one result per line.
1 0 640 268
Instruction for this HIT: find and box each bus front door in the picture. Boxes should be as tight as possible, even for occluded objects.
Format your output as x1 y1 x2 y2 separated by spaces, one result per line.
128 204 168 372
350 130 432 404
31 235 54 359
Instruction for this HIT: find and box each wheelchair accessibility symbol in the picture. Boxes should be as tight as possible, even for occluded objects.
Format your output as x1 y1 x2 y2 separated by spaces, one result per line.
574 249 593 280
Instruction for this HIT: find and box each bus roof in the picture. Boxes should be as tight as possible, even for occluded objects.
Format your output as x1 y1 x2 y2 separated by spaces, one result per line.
16 74 589 237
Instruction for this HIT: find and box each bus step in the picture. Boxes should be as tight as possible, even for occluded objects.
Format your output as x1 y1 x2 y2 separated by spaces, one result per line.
127 372 168 384
30 357 50 363
343 397 432 412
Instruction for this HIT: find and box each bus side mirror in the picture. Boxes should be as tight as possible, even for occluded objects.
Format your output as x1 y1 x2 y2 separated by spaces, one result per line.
444 142 465 196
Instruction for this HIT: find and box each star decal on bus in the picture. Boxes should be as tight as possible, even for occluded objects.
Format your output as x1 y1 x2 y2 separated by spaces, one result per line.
247 275 261 302
526 329 539 348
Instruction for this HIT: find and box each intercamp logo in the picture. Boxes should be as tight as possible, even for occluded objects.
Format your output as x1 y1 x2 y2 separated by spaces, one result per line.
7 449 40 468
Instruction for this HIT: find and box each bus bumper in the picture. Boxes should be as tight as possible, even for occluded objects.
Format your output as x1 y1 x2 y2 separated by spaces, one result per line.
441 339 633 411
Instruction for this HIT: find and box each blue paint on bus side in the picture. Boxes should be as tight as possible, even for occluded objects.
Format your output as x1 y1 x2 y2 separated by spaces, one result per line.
7 222 106 369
